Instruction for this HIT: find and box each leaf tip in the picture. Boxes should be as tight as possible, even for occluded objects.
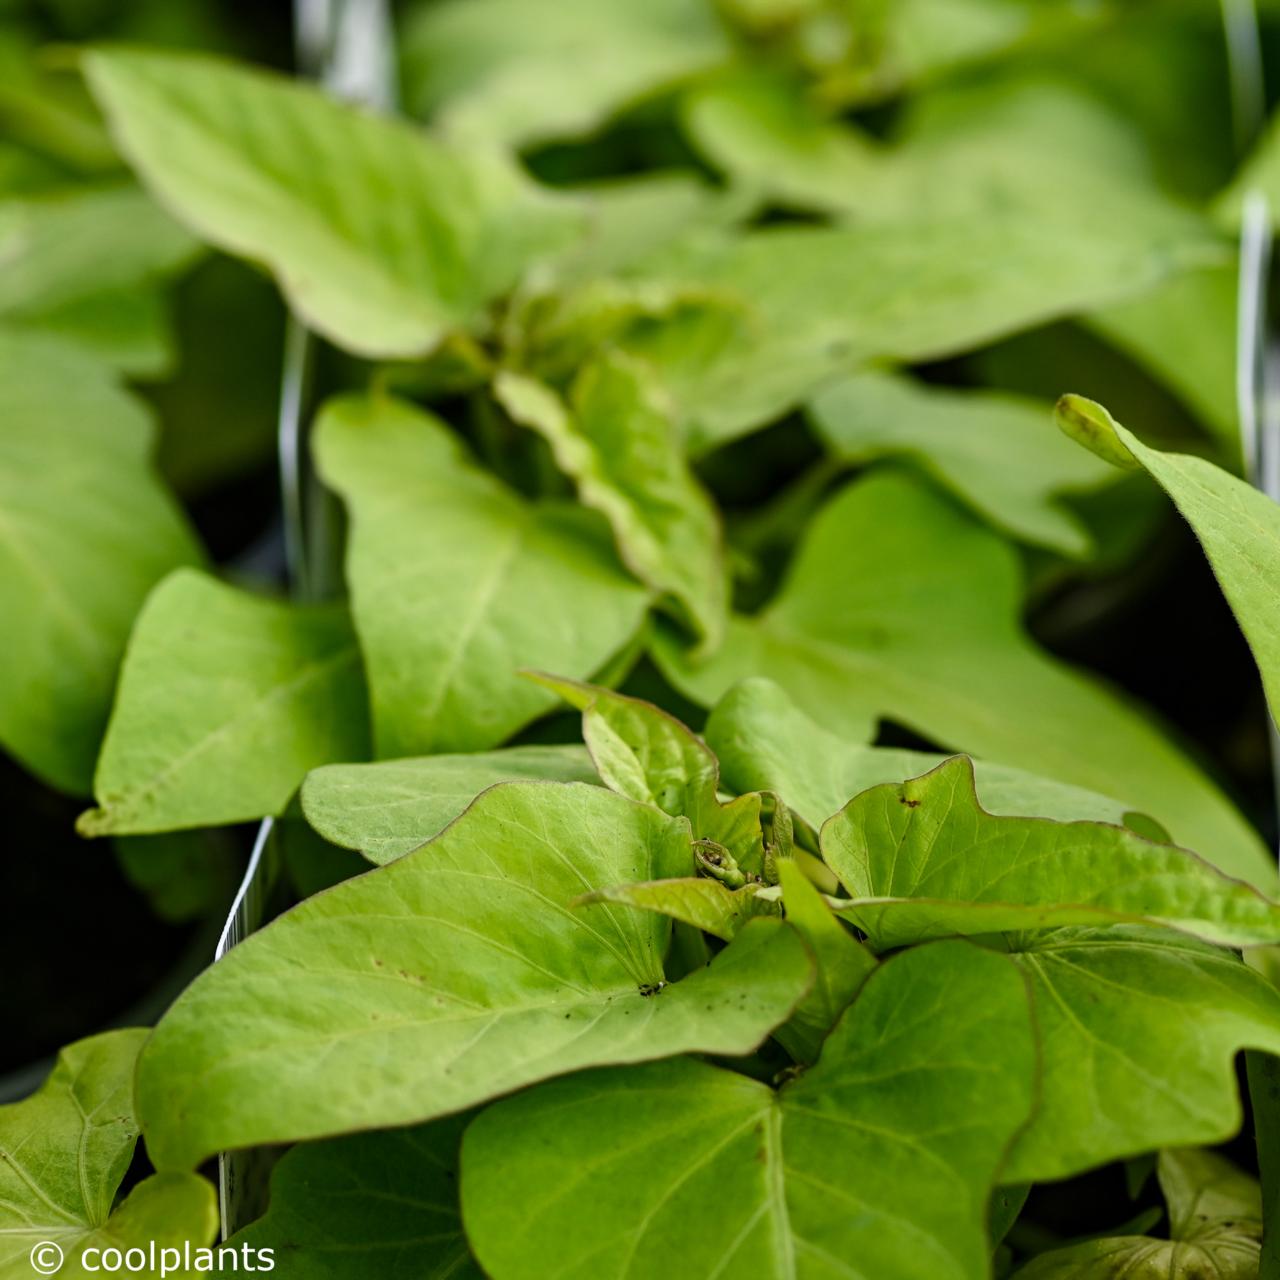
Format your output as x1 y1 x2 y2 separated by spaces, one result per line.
75 806 111 838
1054 395 1140 470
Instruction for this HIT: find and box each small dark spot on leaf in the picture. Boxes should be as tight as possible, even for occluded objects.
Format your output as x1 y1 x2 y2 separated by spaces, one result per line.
900 797 920 808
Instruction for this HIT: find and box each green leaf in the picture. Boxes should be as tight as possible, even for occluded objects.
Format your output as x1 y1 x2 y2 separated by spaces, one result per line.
706 678 1160 836
1005 927 1280 1182
686 72 1174 230
526 672 764 865
862 76 1191 230
400 0 729 146
78 568 370 836
0 332 201 793
654 473 1271 887
314 393 649 757
228 1116 480 1279
496 356 728 651
461 940 1036 1280
812 0 1111 106
1014 1149 1261 1278
1059 395 1280 735
774 858 877 1063
0 183 196 344
84 48 578 359
577 878 780 942
820 755 1280 950
680 67 879 214
808 370 1114 555
0 1030 217 1276
550 172 738 284
19 285 176 378
302 745 598 864
0 30 117 174
135 782 813 1170
626 209 1222 453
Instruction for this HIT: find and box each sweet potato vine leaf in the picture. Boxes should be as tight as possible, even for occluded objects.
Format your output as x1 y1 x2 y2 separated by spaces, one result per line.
83 48 578 359
680 66 880 215
314 393 649 757
808 370 1114 556
1005 927 1280 1183
705 678 1162 837
0 183 198 374
302 745 598 864
682 72 1170 230
820 755 1280 950
227 1116 480 1279
624 204 1223 453
496 355 728 652
78 568 369 836
401 0 729 146
461 941 1036 1280
654 471 1271 886
136 782 813 1171
0 1030 216 1276
1058 395 1280 739
0 332 201 793
1015 1147 1262 1278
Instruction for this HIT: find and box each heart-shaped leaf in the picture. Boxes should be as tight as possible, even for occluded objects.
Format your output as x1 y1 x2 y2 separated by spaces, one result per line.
84 48 578 359
820 755 1280 950
314 393 650 757
79 568 369 835
1005 927 1280 1182
0 1030 216 1276
462 940 1036 1280
136 782 813 1170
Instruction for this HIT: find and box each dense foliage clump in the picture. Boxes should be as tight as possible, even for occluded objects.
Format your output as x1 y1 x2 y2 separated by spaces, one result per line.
7 2 1280 1276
